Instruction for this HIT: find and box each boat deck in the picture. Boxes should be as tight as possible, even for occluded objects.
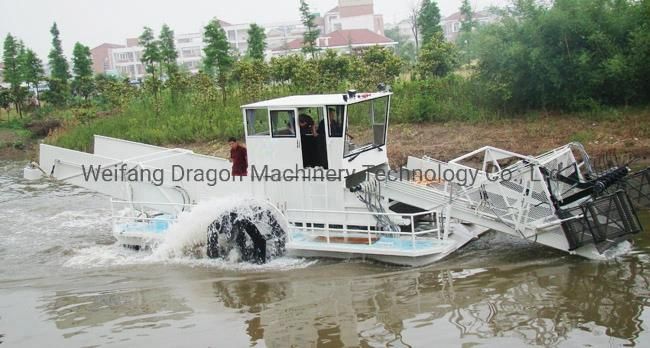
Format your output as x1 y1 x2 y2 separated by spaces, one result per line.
287 231 457 257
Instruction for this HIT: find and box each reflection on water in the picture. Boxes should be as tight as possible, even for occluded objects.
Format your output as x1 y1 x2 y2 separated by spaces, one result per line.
42 287 193 337
0 160 649 347
205 253 650 347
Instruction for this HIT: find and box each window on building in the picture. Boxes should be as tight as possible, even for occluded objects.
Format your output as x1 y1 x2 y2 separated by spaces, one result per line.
246 109 270 136
116 52 134 63
228 30 237 41
181 47 201 58
270 110 296 137
453 22 461 33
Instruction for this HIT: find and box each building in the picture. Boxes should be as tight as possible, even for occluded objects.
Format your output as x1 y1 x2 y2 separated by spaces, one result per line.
321 0 385 36
274 28 395 56
441 11 498 42
94 0 393 79
273 0 395 56
90 43 124 74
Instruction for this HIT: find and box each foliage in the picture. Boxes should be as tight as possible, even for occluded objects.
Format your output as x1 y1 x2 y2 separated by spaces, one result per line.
48 23 70 83
203 19 234 104
139 27 160 76
94 74 138 108
352 46 403 91
3 34 25 117
391 76 499 123
71 42 95 100
46 23 70 107
159 24 179 78
0 87 12 113
474 0 650 111
246 23 267 60
416 33 458 79
269 54 304 85
417 0 443 45
19 48 44 105
232 58 270 101
459 0 474 34
299 0 320 58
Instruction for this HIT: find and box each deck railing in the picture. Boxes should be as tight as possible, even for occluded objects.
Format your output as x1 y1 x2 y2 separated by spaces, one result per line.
285 207 447 249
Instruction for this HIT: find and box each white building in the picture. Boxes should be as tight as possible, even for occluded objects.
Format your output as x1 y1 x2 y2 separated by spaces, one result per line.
100 0 391 79
322 0 384 35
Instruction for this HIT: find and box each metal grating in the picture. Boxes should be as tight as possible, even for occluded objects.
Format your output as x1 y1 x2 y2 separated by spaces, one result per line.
618 168 650 209
559 190 643 253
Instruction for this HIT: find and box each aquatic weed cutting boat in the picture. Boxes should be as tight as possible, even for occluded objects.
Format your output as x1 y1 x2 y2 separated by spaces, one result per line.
28 90 649 266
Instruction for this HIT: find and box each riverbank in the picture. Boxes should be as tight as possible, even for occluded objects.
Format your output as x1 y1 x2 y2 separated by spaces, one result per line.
182 111 650 167
2 110 649 167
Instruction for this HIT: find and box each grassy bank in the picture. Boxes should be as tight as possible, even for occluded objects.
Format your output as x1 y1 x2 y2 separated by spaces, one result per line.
180 107 650 167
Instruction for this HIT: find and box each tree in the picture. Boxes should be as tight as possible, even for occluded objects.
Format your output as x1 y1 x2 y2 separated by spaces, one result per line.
317 49 351 92
139 27 161 76
353 46 403 90
299 0 320 58
47 23 71 106
19 48 44 104
269 54 304 85
2 34 25 117
417 0 443 45
158 24 178 78
416 33 458 79
138 27 162 115
458 0 475 64
232 58 270 100
246 23 267 60
474 0 648 110
408 3 421 53
460 0 474 34
71 42 95 100
0 87 11 116
203 19 234 104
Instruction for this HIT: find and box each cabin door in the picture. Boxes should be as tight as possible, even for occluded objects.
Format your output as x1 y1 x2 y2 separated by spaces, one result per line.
268 108 302 171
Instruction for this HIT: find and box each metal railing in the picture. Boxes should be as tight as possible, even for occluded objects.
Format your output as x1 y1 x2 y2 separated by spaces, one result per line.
286 207 447 249
110 199 196 229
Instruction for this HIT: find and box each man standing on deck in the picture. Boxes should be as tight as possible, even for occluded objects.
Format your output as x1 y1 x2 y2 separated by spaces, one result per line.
228 137 248 176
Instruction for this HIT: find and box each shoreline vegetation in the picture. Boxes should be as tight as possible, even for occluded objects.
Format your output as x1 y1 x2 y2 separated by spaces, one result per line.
1 0 649 166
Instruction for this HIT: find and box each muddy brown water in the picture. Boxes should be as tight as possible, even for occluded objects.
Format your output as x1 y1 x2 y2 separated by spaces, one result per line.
1 160 649 347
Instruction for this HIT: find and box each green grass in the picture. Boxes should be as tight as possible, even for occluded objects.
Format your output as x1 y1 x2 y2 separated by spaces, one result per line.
40 78 650 153
50 91 245 151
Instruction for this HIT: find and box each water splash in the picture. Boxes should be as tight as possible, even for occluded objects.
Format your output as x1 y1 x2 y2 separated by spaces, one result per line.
64 197 308 271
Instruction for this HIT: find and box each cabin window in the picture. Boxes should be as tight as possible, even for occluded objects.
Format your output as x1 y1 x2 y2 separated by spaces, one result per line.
344 96 389 157
270 110 296 138
245 108 270 136
325 105 345 138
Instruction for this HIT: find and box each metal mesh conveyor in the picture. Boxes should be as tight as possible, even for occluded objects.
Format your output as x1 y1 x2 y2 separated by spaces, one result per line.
558 190 643 252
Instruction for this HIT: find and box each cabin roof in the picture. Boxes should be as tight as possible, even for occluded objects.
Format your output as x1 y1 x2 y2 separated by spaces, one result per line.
241 92 391 109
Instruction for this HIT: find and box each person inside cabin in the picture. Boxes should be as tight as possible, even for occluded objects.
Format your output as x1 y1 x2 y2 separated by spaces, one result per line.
228 137 248 176
327 108 343 137
314 109 341 169
299 114 317 167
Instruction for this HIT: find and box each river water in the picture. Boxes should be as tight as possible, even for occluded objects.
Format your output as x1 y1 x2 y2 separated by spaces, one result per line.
1 160 650 347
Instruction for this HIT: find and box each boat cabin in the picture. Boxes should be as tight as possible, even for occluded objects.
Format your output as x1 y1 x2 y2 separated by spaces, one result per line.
241 91 392 178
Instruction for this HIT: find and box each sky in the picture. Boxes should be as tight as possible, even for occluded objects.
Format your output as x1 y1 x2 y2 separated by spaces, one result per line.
0 0 507 61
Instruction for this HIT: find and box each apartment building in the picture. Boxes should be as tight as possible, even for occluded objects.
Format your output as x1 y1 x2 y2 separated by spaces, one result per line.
93 0 392 79
273 0 394 56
